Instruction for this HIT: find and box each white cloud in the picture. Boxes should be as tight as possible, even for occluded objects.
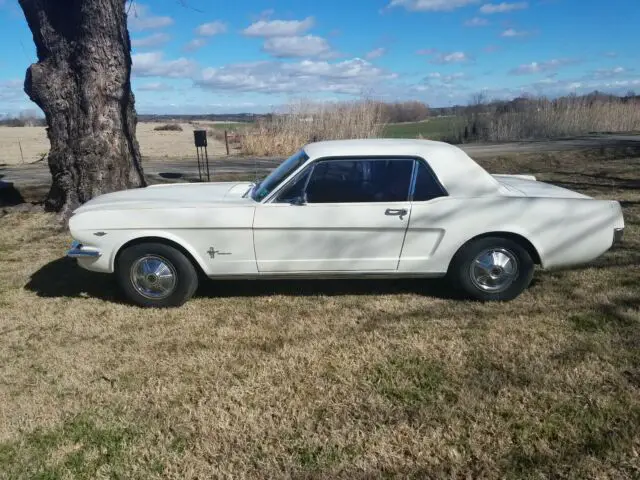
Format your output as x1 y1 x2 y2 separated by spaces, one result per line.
509 58 578 75
388 0 479 11
366 48 386 60
263 35 334 58
591 67 629 79
479 2 528 13
431 51 472 64
197 58 396 95
242 17 315 37
132 52 198 78
137 83 174 92
501 28 532 37
425 72 468 84
128 4 173 32
184 38 208 52
465 17 489 26
131 33 171 49
196 21 227 36
0 79 27 106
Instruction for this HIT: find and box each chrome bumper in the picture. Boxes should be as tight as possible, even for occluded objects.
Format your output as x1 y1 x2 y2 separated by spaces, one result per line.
67 241 102 258
613 228 624 245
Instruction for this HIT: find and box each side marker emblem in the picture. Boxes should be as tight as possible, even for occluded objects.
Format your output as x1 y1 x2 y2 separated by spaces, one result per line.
207 247 232 259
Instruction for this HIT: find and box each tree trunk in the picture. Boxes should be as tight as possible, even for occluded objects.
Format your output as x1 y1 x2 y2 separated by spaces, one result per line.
19 0 146 218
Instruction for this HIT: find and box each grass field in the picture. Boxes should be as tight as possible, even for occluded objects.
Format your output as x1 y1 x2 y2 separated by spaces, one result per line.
0 149 639 478
0 123 228 165
381 117 463 140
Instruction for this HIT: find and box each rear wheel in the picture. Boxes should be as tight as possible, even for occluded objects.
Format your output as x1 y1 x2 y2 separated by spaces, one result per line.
449 237 534 301
116 243 198 308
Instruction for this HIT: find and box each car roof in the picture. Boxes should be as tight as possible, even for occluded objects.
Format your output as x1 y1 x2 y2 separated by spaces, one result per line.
302 139 500 197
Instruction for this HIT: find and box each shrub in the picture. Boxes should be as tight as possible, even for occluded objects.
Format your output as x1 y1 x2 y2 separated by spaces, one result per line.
154 123 183 132
380 101 430 123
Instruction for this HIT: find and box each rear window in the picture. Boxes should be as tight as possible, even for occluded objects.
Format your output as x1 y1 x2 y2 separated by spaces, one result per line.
413 161 447 201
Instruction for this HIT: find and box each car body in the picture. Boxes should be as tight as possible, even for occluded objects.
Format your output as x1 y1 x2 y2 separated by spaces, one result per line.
67 139 625 307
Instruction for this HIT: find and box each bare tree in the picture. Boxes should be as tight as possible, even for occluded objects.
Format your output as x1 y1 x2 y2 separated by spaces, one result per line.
18 0 146 218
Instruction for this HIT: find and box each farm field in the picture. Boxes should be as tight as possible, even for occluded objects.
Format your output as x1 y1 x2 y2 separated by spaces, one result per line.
381 117 464 140
0 149 638 478
0 123 229 166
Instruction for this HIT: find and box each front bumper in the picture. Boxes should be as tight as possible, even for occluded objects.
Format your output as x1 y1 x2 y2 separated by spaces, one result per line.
67 240 102 258
613 228 624 245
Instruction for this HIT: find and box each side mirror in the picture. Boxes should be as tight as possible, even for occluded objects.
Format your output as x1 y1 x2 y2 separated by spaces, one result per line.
290 192 308 206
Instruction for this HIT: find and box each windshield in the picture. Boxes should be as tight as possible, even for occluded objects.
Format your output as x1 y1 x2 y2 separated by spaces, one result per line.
251 150 310 202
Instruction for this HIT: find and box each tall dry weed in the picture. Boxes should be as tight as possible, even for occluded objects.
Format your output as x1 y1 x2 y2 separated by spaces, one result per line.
240 100 385 156
457 97 640 143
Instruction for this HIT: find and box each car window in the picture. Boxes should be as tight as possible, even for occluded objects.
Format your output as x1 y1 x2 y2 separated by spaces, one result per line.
305 159 414 204
251 150 309 202
276 168 312 203
413 161 447 201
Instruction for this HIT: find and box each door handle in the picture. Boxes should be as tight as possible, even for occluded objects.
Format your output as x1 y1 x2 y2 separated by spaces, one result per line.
385 208 408 220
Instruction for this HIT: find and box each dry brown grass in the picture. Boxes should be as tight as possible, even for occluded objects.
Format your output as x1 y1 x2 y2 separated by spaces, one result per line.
458 98 640 143
0 151 639 478
240 101 385 157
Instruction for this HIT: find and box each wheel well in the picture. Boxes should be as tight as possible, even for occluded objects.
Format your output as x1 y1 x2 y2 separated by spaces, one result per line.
460 232 541 265
115 237 205 276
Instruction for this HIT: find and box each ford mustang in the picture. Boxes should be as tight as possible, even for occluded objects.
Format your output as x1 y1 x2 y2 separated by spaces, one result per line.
67 139 625 307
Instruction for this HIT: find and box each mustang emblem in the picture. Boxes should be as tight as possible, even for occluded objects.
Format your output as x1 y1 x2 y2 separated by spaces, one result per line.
207 247 231 259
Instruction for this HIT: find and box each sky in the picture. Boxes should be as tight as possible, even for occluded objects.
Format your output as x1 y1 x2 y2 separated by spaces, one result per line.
0 0 639 115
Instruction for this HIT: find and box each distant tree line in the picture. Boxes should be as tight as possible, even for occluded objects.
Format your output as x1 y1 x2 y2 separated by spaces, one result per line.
378 101 430 123
431 90 639 117
0 111 46 127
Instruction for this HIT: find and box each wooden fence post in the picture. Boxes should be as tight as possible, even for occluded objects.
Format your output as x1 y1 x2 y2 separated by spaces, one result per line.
224 130 230 156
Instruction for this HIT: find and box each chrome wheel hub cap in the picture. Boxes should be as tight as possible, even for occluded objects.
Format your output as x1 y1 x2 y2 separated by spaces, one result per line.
131 255 177 300
470 248 518 293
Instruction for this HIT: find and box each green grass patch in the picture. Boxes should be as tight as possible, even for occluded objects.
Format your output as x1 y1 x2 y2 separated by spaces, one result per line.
0 414 139 479
368 354 453 408
382 117 464 140
504 400 640 478
570 310 635 333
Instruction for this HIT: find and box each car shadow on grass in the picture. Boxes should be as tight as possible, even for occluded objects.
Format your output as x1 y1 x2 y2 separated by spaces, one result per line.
25 257 123 302
25 257 460 303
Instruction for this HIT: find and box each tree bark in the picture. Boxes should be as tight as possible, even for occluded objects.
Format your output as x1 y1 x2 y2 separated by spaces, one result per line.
19 0 146 218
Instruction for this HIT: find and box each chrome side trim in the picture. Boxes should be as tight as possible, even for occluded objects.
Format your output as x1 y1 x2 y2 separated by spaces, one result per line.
67 241 102 258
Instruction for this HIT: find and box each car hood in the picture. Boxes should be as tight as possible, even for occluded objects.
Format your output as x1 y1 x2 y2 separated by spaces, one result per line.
73 182 256 213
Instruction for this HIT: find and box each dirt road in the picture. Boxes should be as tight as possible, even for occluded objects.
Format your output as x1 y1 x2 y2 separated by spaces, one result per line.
2 134 639 189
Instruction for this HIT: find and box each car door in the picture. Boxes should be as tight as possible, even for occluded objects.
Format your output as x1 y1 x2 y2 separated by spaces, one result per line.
253 158 415 273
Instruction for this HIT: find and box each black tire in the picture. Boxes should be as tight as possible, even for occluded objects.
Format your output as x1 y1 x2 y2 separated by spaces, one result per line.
116 242 199 308
448 236 534 302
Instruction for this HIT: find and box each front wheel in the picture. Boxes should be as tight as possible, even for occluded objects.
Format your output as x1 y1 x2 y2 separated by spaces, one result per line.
116 243 199 308
448 237 534 301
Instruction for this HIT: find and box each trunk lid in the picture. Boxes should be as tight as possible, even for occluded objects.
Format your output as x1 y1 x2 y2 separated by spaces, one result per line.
493 174 591 199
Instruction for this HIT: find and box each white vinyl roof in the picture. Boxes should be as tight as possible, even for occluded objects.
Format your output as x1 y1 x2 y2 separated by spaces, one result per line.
303 139 501 197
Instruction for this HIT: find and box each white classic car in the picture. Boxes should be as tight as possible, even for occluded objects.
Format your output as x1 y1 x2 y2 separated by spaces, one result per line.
67 139 625 307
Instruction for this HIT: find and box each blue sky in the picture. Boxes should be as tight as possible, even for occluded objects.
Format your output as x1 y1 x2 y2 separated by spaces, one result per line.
0 0 639 114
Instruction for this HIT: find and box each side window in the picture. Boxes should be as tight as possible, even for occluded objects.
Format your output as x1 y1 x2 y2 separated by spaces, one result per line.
276 168 312 203
305 159 413 204
413 161 447 201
